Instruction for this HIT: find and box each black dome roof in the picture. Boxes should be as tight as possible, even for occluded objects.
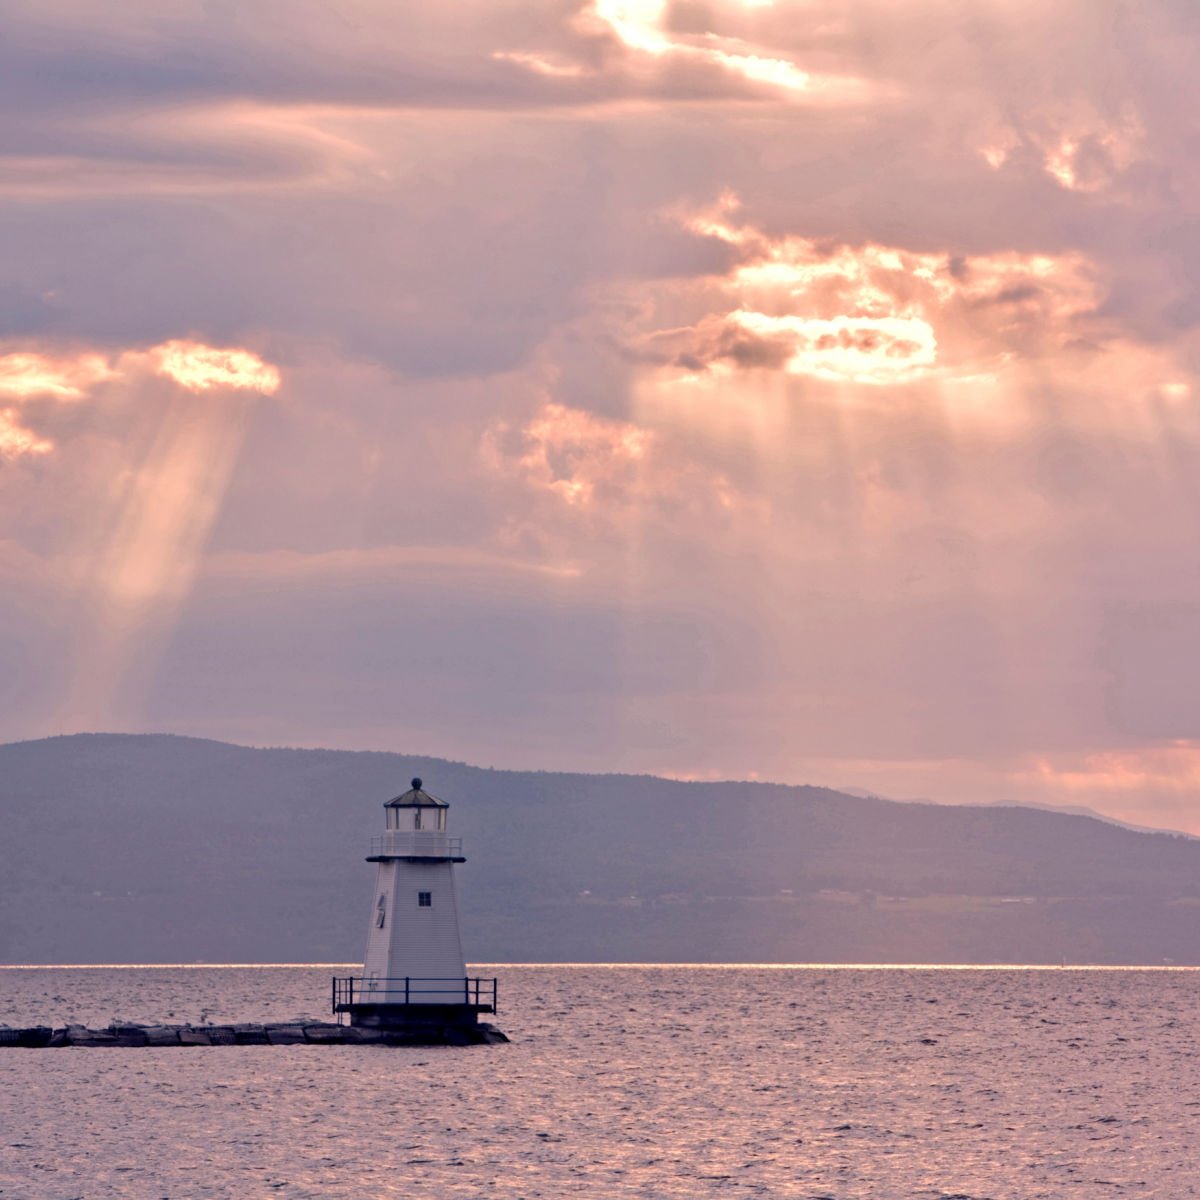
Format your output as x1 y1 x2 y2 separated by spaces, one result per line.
383 782 449 808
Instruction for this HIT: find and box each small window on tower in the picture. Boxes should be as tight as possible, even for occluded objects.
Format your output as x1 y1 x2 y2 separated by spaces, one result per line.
418 891 432 908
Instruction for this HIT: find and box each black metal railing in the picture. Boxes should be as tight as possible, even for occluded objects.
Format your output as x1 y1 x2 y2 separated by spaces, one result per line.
332 976 496 1013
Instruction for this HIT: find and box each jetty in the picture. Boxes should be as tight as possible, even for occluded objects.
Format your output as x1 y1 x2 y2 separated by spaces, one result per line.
5 777 509 1048
0 1020 507 1048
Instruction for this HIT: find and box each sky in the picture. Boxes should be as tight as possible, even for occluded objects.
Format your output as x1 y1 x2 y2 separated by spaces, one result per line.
4 0 1200 832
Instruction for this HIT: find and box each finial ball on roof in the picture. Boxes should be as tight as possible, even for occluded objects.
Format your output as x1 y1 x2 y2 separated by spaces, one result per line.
412 777 423 791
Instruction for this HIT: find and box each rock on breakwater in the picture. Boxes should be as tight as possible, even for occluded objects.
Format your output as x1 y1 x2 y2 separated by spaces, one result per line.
0 1021 509 1047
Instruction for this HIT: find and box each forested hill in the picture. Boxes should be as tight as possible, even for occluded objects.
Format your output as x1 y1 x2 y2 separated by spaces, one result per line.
2 733 1199 964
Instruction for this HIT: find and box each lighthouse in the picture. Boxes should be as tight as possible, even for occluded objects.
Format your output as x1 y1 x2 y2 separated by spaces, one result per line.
332 778 501 1041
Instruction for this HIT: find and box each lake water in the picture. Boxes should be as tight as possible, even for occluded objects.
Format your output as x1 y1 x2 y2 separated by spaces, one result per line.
1 965 1198 1198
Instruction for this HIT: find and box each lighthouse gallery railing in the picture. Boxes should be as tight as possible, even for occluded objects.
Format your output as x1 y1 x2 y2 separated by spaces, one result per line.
367 835 464 858
332 976 496 1013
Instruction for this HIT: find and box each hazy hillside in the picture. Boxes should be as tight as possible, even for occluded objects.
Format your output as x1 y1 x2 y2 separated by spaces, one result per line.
2 733 1200 964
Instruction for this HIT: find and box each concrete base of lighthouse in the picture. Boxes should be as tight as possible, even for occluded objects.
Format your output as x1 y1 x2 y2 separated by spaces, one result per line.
332 976 506 1044
339 1003 507 1045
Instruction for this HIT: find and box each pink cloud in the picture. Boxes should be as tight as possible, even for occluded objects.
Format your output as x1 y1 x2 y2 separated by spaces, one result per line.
151 340 281 394
637 196 1110 386
0 351 114 401
0 408 53 459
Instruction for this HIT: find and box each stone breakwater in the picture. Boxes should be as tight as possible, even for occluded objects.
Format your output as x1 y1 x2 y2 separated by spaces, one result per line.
0 1021 508 1047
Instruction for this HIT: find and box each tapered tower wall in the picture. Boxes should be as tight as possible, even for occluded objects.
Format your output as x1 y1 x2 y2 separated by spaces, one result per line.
363 859 467 986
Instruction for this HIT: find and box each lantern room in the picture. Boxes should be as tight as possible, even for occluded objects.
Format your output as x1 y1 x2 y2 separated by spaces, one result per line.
383 777 448 832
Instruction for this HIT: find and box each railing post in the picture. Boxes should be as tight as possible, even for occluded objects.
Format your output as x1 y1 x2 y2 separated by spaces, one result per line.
405 976 410 1005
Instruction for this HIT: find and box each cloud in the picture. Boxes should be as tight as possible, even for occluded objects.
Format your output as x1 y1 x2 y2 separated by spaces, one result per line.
697 310 938 383
0 351 114 400
0 341 279 459
585 0 812 92
486 400 651 508
491 51 587 80
0 349 113 458
151 341 281 394
633 196 1109 387
1033 104 1145 194
481 398 749 568
0 409 53 459
1022 744 1200 796
0 341 280 404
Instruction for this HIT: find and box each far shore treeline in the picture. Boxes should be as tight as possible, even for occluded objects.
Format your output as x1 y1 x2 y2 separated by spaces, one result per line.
3 733 1199 966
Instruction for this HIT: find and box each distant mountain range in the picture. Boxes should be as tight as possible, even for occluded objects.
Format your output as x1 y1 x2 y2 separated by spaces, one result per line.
3 733 1200 965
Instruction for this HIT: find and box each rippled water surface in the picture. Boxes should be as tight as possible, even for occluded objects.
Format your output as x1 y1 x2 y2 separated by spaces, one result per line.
2 965 1199 1198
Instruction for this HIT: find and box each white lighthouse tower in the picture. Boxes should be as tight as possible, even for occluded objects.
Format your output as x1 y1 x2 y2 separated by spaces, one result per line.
332 778 499 1040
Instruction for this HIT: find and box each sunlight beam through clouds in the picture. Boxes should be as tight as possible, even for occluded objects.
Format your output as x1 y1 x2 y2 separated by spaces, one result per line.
50 341 282 730
597 175 1200 832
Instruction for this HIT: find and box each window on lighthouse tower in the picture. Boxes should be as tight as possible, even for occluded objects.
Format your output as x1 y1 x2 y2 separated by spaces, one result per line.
418 891 432 907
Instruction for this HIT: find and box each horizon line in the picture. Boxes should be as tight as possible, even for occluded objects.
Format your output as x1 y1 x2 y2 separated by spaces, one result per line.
3 961 1198 971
